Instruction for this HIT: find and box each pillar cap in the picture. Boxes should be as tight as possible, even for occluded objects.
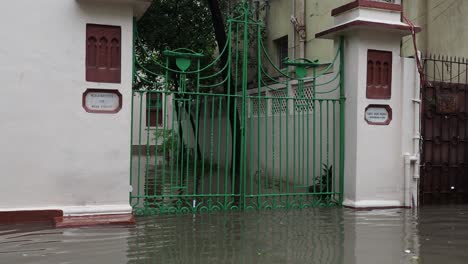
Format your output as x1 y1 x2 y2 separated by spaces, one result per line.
331 0 402 17
77 0 151 18
316 0 421 39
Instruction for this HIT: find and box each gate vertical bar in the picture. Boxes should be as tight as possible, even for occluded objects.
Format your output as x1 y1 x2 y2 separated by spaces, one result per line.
224 22 232 209
241 1 250 209
130 17 136 204
339 36 345 205
161 57 170 212
256 17 262 208
194 59 201 204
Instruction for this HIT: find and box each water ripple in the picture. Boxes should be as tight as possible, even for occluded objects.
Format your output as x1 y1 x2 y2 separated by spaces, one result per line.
0 206 468 263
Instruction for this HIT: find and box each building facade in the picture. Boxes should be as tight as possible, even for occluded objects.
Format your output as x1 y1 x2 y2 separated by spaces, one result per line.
261 0 467 67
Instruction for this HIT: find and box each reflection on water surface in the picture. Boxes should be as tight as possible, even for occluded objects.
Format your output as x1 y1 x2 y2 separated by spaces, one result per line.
1 206 468 264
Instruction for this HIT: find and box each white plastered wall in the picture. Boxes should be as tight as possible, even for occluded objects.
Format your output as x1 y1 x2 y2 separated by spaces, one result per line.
0 0 136 215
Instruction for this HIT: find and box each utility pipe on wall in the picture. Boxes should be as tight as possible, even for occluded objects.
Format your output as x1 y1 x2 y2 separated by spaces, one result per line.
404 154 419 207
297 0 305 59
403 51 422 208
292 0 295 60
411 51 422 208
291 0 306 59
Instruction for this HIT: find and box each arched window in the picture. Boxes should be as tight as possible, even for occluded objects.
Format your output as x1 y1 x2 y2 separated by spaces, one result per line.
110 38 120 69
382 62 390 88
375 61 382 86
367 60 374 85
98 37 108 68
86 37 97 67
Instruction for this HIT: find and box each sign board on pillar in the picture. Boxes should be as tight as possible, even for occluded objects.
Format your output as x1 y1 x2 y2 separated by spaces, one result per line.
82 89 122 113
365 104 392 125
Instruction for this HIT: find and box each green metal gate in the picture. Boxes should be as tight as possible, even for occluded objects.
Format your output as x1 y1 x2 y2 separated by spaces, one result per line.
130 3 345 215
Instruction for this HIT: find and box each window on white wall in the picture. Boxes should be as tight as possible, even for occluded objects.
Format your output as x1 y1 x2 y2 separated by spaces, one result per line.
275 36 288 69
146 93 163 127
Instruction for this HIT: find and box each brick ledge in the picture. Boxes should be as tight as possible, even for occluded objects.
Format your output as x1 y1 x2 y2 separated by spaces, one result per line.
54 214 135 228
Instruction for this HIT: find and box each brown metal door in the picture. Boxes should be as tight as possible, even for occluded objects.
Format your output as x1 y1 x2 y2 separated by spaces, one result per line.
421 56 468 205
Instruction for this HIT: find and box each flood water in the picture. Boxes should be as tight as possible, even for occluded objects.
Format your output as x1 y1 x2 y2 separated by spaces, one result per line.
1 206 468 264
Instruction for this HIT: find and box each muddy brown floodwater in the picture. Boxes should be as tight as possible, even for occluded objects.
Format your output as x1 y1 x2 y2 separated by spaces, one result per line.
1 206 468 264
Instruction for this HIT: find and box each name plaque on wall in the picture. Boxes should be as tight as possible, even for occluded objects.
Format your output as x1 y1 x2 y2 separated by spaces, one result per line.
365 104 392 125
82 89 122 113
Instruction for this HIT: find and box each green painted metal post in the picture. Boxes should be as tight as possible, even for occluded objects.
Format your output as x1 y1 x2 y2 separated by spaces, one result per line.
241 2 250 208
224 22 233 209
129 17 136 205
256 18 262 208
339 36 345 206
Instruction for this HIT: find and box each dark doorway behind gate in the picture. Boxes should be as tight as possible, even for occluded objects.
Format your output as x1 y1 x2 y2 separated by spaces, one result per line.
421 55 468 205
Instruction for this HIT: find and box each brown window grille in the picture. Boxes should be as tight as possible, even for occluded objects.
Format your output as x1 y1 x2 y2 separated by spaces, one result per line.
366 50 392 99
86 24 121 83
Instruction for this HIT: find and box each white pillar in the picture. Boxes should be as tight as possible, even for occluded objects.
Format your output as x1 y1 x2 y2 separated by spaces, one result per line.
316 1 421 208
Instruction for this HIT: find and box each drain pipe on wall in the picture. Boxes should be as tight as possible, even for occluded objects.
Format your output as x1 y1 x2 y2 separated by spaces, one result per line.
297 0 305 59
402 10 424 208
404 50 422 208
291 0 306 59
412 51 422 208
292 0 296 61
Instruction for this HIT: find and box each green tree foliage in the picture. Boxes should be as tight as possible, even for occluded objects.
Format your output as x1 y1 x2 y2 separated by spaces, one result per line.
137 0 217 62
137 0 242 199
135 0 232 91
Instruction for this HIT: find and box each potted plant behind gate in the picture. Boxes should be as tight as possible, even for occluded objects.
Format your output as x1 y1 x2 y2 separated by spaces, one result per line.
309 164 333 204
154 129 178 165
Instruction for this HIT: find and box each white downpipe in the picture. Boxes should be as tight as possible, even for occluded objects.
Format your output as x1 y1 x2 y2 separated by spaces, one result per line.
291 0 305 59
413 157 420 207
404 51 422 208
298 0 305 58
292 0 296 61
404 154 419 207
411 51 423 208
404 154 411 207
